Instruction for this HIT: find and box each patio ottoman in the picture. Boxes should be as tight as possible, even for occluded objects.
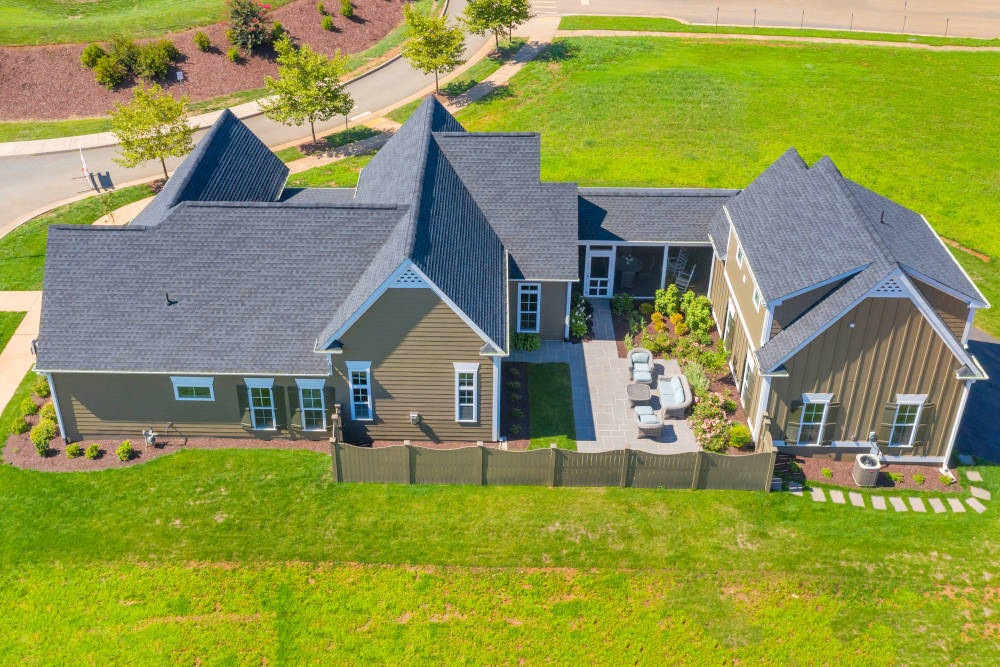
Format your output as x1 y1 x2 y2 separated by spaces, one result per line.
634 405 662 438
633 369 652 385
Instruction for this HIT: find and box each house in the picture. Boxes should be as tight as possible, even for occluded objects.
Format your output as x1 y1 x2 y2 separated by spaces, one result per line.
35 96 987 468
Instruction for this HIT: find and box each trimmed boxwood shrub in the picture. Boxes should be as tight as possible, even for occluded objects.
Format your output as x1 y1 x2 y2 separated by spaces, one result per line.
340 0 354 18
116 440 133 462
134 40 178 80
110 34 141 71
65 443 83 459
11 416 29 435
19 396 38 415
39 402 56 422
30 419 58 456
729 423 752 448
81 43 107 68
512 332 540 352
194 31 211 52
92 57 127 89
85 443 100 460
322 15 334 30
33 375 51 398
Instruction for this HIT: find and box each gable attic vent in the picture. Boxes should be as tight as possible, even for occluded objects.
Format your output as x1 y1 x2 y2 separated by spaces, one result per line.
391 267 425 287
872 277 905 296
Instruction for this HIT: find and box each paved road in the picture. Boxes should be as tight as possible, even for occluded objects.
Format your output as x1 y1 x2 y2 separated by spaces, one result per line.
536 0 1000 39
0 0 483 228
955 328 1000 463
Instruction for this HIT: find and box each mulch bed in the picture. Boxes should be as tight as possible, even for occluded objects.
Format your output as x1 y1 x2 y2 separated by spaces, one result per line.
792 455 964 493
499 361 530 450
0 0 404 121
371 440 513 450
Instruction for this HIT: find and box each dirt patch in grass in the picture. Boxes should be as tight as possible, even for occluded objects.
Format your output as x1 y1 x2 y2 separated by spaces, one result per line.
794 455 963 493
0 0 404 121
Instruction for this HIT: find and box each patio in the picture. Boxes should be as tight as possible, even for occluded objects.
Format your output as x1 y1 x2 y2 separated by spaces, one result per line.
509 300 698 454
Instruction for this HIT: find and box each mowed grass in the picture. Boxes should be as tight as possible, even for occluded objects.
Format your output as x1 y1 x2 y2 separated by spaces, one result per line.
0 447 997 663
558 15 1000 48
273 125 381 163
458 38 1000 335
285 152 374 188
0 312 25 354
0 185 153 291
528 362 576 450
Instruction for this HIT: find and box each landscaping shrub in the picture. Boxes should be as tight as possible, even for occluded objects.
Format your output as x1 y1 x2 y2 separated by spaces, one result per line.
93 56 127 89
505 380 521 391
270 21 286 42
690 392 729 452
889 472 904 483
511 407 524 419
110 34 141 71
913 473 926 485
939 474 953 486
729 423 752 448
623 335 634 352
507 366 520 377
19 396 38 415
85 443 100 460
194 31 212 52
821 467 833 479
11 416 29 435
669 312 683 326
655 285 680 316
65 443 82 459
512 332 540 352
229 0 272 51
651 311 666 332
509 393 522 402
341 0 354 18
322 15 335 31
81 43 107 68
33 376 50 398
227 46 241 62
611 292 634 316
569 295 589 339
317 1 326 13
39 403 56 421
682 360 710 398
698 342 729 373
30 419 57 456
681 292 714 337
675 321 689 336
722 398 737 413
639 303 654 318
134 40 178 80
116 440 133 462
508 423 521 435
652 331 671 356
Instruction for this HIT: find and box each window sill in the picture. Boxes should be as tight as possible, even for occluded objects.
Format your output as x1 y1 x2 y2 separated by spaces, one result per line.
456 419 477 424
251 427 277 432
176 398 214 402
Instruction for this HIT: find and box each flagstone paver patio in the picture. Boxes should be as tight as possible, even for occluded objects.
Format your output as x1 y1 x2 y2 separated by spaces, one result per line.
509 299 698 454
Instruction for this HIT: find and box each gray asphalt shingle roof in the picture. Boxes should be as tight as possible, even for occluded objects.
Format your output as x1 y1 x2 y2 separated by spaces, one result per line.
579 188 737 243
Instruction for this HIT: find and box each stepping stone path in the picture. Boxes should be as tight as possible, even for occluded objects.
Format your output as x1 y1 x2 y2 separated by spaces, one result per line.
771 477 783 492
948 498 965 513
958 454 974 465
849 492 865 508
872 496 887 510
829 489 846 504
970 486 991 501
967 498 988 514
810 487 825 502
908 497 927 512
889 497 908 512
929 498 946 513
788 481 803 496
965 470 983 482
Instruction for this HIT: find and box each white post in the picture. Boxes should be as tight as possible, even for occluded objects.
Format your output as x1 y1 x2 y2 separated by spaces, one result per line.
45 373 68 441
491 356 501 442
563 281 571 339
940 379 973 474
659 245 669 290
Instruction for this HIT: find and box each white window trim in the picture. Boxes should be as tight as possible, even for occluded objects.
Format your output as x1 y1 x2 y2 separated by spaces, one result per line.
517 283 541 333
736 243 744 268
889 394 927 448
243 378 276 431
454 362 479 423
752 286 764 312
170 376 215 401
346 361 373 422
295 378 327 432
739 354 755 407
796 393 832 445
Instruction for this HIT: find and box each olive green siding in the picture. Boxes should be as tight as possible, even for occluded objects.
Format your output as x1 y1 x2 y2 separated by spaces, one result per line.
913 278 971 341
53 373 333 442
332 287 494 443
508 280 568 340
765 296 966 459
771 281 843 338
725 226 767 345
708 256 728 323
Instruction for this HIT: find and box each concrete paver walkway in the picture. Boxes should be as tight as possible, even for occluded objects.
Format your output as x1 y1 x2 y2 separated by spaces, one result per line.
0 291 43 412
966 498 988 513
948 498 966 513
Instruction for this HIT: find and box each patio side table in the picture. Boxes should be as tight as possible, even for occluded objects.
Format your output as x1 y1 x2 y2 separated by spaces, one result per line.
626 383 651 407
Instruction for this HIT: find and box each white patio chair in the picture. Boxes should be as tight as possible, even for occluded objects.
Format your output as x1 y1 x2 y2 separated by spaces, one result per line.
675 264 697 292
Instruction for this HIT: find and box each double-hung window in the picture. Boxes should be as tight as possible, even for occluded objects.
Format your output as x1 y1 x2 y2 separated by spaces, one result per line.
739 354 755 407
889 396 924 447
296 378 326 431
723 301 735 349
245 378 276 430
347 361 373 421
796 394 832 445
454 363 479 422
171 376 214 401
736 243 744 268
517 283 540 333
752 286 764 311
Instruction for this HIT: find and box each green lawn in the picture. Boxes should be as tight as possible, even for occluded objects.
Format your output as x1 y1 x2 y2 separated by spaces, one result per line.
0 185 153 291
273 126 382 163
528 362 576 450
285 152 374 188
558 15 1000 47
0 312 25 354
458 37 1000 336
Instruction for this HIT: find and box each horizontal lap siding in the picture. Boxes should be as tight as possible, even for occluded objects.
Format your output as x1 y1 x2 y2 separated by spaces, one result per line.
725 227 767 344
508 280 568 340
765 297 965 458
333 287 493 442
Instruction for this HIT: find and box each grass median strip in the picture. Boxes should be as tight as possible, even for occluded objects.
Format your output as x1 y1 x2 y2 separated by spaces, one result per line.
528 362 576 450
0 312 26 355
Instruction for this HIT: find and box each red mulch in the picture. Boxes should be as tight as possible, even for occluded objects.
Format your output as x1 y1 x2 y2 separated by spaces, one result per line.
794 455 963 493
0 0 405 121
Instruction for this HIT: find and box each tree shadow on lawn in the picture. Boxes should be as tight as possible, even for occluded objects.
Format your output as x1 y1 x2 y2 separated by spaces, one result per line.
535 41 580 63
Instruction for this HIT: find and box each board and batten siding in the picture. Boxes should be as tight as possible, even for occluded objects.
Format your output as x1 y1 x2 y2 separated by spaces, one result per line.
52 373 333 441
771 280 844 338
708 256 728 323
913 278 971 341
764 296 966 459
724 226 767 345
508 280 568 340
332 287 494 442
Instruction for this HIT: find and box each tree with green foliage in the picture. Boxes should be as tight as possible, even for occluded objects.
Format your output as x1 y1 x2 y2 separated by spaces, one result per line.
401 4 465 93
258 36 355 143
110 84 194 180
497 0 532 40
228 0 271 52
462 0 506 49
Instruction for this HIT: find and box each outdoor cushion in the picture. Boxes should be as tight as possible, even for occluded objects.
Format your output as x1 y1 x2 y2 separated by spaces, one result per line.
634 370 652 384
635 405 654 416
639 414 659 425
659 377 686 407
630 351 650 365
633 362 651 374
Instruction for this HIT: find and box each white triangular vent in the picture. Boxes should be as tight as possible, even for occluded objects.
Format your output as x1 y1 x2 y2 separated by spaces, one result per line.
392 267 425 287
873 277 905 295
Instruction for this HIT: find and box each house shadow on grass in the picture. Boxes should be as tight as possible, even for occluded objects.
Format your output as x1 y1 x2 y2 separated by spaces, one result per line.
955 329 1000 464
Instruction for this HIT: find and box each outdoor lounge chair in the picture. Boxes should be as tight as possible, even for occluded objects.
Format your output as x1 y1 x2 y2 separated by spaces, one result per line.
657 374 692 419
629 348 654 384
634 405 662 438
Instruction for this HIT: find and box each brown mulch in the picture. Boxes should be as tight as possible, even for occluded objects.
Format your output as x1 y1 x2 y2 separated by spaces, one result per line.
794 455 964 493
0 0 404 121
500 361 530 449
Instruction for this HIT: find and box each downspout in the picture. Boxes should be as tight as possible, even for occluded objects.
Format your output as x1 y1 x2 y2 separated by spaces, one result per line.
563 282 571 339
491 357 500 442
940 379 973 474
44 372 68 442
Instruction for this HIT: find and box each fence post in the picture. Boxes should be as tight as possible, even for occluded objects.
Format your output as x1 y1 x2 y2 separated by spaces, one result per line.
404 444 413 484
690 450 704 490
330 441 341 483
619 447 630 487
477 445 486 486
548 444 558 487
764 450 777 491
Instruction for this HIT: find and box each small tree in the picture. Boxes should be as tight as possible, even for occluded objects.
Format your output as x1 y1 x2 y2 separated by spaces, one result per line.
258 36 355 143
111 84 194 180
463 0 506 49
401 4 465 93
498 0 532 40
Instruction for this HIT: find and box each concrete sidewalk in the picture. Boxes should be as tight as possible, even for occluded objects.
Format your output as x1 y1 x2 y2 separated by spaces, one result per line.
0 292 43 413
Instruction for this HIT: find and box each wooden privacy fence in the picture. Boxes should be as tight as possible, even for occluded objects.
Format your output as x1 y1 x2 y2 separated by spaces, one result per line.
331 444 777 491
